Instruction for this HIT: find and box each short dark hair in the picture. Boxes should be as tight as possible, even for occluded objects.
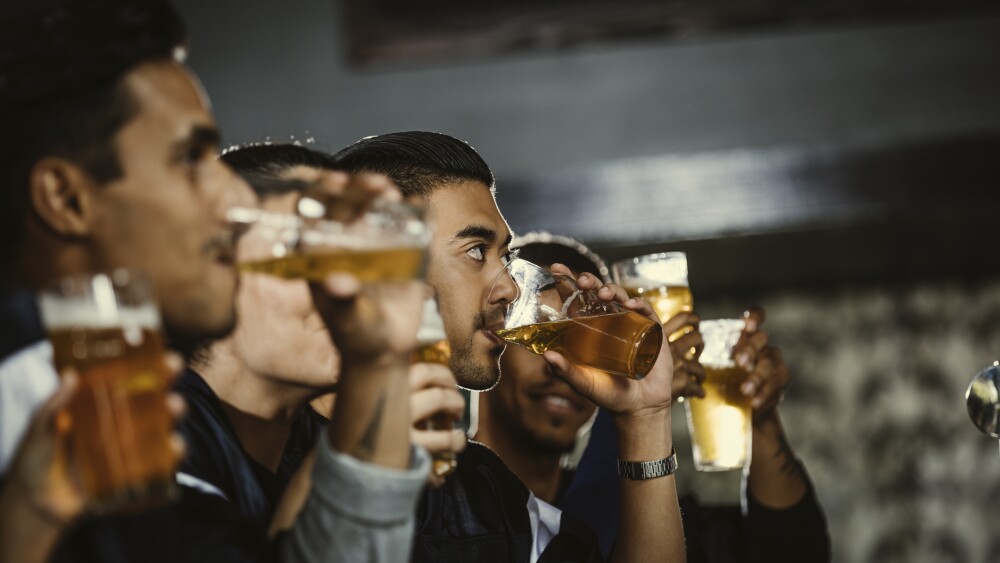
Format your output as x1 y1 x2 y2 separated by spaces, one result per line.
331 131 495 197
512 232 610 282
0 0 187 265
221 143 338 198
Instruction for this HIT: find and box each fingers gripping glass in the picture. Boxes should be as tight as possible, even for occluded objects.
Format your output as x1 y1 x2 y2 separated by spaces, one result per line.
37 271 178 513
489 259 663 380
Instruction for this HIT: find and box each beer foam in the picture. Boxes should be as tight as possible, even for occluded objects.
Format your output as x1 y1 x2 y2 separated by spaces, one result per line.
699 319 745 368
39 297 160 330
628 257 688 289
416 298 447 345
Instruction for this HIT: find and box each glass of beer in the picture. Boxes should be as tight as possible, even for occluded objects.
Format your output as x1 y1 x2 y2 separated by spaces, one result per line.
412 297 460 478
686 319 752 471
37 271 178 513
231 200 430 283
611 252 693 341
490 259 663 380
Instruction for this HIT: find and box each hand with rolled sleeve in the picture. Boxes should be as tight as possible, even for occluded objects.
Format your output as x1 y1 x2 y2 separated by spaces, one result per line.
541 264 687 563
731 307 806 509
408 362 467 488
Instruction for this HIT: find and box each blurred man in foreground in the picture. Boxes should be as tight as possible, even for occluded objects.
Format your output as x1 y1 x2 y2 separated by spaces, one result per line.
0 2 433 561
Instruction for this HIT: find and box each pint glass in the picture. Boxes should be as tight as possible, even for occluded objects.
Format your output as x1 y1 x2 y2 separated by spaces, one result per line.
491 259 663 380
38 271 177 513
611 252 693 341
686 319 752 471
411 297 459 478
232 200 430 283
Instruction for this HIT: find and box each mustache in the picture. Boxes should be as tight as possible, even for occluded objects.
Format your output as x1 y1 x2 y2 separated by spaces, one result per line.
475 305 507 331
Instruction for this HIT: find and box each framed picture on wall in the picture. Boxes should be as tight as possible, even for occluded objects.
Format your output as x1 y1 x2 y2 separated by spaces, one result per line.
342 0 998 66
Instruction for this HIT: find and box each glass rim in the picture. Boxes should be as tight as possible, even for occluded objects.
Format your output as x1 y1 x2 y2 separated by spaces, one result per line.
37 269 161 330
611 251 687 268
490 257 632 328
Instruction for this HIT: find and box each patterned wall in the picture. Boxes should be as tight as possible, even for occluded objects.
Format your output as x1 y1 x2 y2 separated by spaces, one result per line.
696 276 1000 563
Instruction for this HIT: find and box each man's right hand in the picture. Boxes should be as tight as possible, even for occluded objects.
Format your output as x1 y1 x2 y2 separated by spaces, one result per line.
408 363 467 488
306 172 426 364
664 312 705 401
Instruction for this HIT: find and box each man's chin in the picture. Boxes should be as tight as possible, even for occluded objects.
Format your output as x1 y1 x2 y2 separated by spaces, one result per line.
163 309 238 362
449 352 501 392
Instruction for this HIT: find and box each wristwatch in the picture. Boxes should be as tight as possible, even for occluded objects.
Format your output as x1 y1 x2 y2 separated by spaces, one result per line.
617 449 678 480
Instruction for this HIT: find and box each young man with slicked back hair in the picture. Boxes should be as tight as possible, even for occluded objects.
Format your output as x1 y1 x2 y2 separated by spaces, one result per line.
333 132 687 563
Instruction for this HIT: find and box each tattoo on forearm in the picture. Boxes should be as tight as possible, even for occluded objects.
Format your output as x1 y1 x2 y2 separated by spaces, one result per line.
772 437 806 482
356 392 387 459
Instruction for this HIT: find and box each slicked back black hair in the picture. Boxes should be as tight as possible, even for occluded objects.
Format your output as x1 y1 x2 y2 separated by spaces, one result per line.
331 131 495 197
221 143 339 198
0 0 187 266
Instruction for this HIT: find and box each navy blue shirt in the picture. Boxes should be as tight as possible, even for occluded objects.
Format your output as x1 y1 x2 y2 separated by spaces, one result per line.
50 369 325 563
559 409 832 563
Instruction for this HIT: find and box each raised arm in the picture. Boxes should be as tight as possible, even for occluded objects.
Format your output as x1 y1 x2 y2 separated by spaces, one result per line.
543 265 686 563
734 308 830 562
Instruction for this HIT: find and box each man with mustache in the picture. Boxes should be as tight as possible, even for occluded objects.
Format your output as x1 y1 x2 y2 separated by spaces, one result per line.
0 2 432 561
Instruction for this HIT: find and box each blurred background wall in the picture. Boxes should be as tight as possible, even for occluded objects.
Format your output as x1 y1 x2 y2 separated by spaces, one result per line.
175 1 1000 560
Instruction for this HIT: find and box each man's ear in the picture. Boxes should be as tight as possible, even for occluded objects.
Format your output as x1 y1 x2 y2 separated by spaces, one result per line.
28 157 96 238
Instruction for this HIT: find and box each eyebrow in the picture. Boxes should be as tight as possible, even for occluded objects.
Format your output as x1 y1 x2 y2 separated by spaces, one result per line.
172 124 222 156
453 225 513 248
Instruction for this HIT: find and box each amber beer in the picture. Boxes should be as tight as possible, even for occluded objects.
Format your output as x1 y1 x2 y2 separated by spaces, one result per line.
623 285 694 340
239 246 425 283
40 275 177 513
686 365 752 470
613 252 693 342
495 311 663 380
686 319 752 471
411 298 459 477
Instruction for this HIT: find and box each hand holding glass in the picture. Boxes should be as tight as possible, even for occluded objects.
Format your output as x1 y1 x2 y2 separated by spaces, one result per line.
38 272 178 513
491 259 663 380
412 297 460 478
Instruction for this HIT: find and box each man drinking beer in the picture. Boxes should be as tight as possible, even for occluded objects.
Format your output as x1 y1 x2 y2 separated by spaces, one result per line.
475 233 832 563
0 2 433 562
332 131 687 562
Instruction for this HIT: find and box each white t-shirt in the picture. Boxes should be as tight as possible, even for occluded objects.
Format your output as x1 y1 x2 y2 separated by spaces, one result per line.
0 340 58 473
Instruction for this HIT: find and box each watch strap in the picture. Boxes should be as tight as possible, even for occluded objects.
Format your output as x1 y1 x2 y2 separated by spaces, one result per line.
617 449 678 480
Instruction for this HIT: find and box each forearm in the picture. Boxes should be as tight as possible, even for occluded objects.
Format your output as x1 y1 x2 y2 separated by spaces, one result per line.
747 412 807 509
610 409 686 563
282 433 430 563
327 355 411 470
0 486 66 563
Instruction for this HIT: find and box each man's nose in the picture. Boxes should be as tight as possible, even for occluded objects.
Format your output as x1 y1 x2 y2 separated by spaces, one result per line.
488 265 518 306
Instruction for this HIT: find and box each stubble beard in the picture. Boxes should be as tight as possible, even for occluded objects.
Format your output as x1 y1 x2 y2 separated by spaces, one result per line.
450 307 505 391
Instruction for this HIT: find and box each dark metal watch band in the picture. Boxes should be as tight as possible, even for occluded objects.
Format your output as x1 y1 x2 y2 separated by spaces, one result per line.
617 449 678 480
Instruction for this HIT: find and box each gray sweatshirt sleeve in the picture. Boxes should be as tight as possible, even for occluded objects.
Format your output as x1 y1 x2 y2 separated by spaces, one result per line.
282 435 430 563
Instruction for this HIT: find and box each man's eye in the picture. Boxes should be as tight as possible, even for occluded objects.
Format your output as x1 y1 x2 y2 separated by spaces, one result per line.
501 249 519 267
466 246 485 262
184 146 214 166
